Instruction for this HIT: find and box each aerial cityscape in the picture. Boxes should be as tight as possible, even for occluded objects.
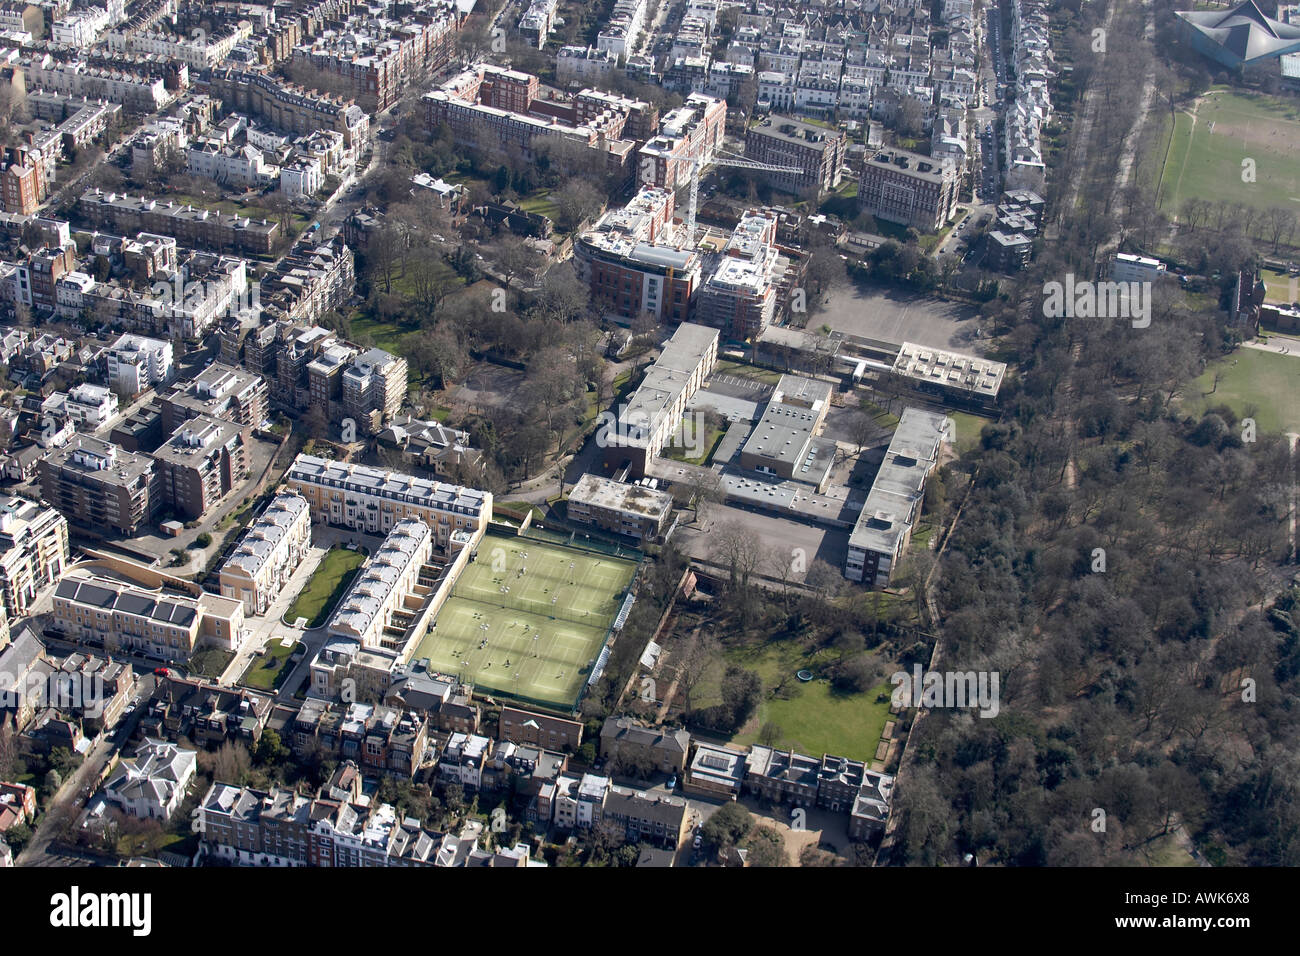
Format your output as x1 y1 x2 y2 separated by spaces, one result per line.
0 0 1288 904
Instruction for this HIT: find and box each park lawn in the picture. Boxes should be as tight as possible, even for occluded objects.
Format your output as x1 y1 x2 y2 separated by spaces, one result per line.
691 637 893 762
350 315 412 355
240 637 298 691
285 548 366 627
1160 89 1300 217
517 191 560 221
948 410 994 455
732 679 896 763
1182 348 1300 435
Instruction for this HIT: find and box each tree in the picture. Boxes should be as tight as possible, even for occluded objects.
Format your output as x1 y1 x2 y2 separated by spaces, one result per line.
676 629 721 709
720 665 762 729
532 264 591 324
409 256 451 325
758 721 784 746
255 728 288 765
365 225 403 295
443 782 466 814
207 742 252 786
408 328 466 388
0 721 17 782
699 801 752 851
832 654 876 693
711 520 762 591
4 822 31 852
44 769 62 793
554 178 605 233
744 826 788 866
492 234 541 291
48 747 78 777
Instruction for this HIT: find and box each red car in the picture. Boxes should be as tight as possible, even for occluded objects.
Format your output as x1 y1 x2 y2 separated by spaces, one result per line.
153 667 170 678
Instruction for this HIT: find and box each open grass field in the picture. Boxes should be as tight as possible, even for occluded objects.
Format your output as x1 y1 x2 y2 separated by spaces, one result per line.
692 637 894 762
413 537 638 709
948 410 994 455
1183 348 1300 435
1160 89 1300 216
285 548 365 627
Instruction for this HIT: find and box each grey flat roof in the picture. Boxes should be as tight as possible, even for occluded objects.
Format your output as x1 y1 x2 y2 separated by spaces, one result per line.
740 401 818 467
847 407 948 556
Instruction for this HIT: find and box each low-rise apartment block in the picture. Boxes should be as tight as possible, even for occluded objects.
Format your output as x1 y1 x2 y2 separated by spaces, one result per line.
104 333 173 397
159 362 268 434
599 716 691 774
78 190 280 256
139 675 271 747
566 473 673 541
573 184 700 323
498 706 584 751
342 347 407 436
291 700 429 779
744 115 847 197
325 518 433 652
695 209 798 339
52 568 246 662
600 322 719 477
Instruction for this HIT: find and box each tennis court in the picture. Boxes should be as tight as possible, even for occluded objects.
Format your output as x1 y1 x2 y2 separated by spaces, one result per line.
412 536 638 710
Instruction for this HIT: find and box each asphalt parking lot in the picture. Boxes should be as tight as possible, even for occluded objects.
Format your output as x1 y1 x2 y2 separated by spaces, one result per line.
815 283 985 353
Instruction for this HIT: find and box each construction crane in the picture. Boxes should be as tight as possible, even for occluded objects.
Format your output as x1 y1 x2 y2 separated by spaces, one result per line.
681 149 805 245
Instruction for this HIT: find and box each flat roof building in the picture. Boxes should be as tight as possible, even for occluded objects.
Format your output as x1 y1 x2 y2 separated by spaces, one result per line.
567 473 673 541
744 115 847 197
858 146 958 233
601 323 719 477
845 407 948 588
152 415 249 521
891 343 1005 406
159 362 268 434
38 435 160 535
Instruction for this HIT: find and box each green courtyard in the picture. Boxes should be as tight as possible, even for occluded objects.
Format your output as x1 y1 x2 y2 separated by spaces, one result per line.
284 547 366 628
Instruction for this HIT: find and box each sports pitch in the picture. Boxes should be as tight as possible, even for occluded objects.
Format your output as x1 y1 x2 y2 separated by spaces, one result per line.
1161 89 1300 215
412 536 638 710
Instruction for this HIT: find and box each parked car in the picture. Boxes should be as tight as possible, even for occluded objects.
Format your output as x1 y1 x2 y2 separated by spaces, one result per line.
153 667 170 677
666 775 677 790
